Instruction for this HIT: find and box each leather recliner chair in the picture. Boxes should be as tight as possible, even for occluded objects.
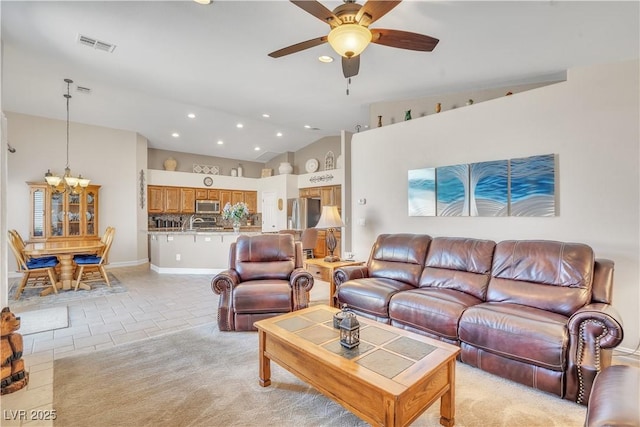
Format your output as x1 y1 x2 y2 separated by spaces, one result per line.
211 234 314 331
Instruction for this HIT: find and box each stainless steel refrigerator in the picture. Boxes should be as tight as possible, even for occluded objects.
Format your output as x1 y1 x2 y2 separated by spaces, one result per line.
287 198 322 229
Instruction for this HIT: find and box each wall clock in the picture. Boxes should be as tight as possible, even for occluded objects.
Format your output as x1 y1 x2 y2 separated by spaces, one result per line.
203 176 213 187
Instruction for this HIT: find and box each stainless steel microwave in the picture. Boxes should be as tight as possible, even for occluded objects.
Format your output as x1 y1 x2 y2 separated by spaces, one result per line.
196 200 220 214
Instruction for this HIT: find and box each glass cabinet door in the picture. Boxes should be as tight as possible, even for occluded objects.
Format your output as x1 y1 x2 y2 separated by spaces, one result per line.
85 190 97 236
30 187 46 239
67 192 81 237
50 192 65 237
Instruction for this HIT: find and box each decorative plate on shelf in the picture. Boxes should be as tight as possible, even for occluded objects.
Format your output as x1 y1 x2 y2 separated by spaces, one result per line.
305 158 319 173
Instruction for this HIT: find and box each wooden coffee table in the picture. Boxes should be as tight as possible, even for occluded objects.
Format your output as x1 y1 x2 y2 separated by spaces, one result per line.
254 305 460 427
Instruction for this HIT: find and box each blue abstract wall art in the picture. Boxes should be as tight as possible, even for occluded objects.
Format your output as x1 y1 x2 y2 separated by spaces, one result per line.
509 154 556 216
408 153 556 217
436 164 470 216
470 160 509 217
408 168 436 216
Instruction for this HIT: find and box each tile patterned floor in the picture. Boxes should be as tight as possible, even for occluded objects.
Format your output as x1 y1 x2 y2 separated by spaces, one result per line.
0 264 331 426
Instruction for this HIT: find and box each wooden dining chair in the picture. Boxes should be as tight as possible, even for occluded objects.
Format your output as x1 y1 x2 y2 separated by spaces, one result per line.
8 229 57 264
7 231 59 299
73 227 115 290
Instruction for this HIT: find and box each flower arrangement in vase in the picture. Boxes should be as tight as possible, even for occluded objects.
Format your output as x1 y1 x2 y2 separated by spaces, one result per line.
222 202 249 232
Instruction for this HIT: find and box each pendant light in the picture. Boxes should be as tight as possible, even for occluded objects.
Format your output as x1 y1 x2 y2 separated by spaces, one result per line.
44 78 90 193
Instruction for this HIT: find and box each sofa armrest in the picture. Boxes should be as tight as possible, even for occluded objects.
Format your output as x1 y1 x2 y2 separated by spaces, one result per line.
334 265 370 288
211 269 240 331
566 303 624 404
290 268 314 311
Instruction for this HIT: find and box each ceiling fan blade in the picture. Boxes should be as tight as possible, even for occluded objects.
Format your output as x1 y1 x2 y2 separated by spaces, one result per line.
290 0 342 27
342 55 360 78
268 36 328 58
356 1 401 26
370 28 439 51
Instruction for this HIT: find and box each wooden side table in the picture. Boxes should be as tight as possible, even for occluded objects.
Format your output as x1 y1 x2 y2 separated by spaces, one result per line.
303 258 364 306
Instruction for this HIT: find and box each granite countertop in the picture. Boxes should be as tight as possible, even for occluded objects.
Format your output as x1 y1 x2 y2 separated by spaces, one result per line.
148 226 263 235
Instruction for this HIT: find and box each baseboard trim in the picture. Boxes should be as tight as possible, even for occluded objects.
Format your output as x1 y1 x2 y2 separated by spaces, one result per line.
149 264 224 275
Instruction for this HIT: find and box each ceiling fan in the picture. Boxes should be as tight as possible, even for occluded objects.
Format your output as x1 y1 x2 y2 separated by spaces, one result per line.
268 0 439 78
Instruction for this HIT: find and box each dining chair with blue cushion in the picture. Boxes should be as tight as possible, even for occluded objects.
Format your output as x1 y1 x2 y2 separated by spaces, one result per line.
8 229 57 264
73 227 115 290
8 230 59 299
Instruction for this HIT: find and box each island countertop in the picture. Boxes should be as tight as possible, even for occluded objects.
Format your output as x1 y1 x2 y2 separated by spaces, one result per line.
148 229 263 274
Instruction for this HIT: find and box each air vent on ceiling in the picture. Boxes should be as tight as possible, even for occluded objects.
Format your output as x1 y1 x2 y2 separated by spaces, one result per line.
76 86 92 94
77 34 117 53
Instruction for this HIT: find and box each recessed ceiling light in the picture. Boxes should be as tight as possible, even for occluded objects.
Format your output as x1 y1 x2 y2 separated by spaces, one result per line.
262 113 270 118
318 55 334 63
276 132 283 137
254 147 261 151
171 132 180 138
304 125 311 129
187 113 196 119
236 123 243 128
217 140 224 145
193 0 211 4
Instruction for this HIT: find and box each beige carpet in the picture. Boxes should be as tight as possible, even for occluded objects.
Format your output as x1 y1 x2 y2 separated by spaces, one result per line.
14 306 68 335
53 323 586 427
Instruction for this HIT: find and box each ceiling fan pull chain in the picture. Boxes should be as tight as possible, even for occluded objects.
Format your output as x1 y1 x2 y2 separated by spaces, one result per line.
346 77 351 96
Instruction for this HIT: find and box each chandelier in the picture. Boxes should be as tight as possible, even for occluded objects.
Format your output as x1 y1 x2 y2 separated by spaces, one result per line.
44 78 90 193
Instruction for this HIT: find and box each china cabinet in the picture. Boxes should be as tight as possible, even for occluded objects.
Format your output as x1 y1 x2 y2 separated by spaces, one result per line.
28 182 100 242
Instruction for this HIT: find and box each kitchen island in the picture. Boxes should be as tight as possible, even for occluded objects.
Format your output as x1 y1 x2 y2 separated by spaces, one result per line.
148 228 263 274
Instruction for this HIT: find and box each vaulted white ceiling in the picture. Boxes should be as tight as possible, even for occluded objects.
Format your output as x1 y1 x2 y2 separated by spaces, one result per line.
2 1 638 162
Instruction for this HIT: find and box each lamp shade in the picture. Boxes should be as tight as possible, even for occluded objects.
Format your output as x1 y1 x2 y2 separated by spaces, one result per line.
327 24 372 58
315 206 345 229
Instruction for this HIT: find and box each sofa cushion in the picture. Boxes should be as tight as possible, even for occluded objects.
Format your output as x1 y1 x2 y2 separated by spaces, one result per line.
233 280 292 314
487 240 594 316
338 278 414 320
459 302 569 371
419 237 496 300
389 288 483 341
234 234 295 281
368 234 432 287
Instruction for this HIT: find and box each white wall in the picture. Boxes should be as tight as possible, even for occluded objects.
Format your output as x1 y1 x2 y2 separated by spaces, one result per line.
5 113 146 271
350 60 640 352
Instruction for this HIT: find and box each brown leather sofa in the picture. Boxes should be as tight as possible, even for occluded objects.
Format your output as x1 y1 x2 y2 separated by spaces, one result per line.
211 234 314 331
585 364 639 427
335 233 624 404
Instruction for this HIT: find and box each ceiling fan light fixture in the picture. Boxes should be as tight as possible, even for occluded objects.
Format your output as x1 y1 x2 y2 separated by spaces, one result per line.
328 24 372 58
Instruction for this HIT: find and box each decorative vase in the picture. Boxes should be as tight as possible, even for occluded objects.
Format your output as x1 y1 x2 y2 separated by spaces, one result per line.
278 162 293 174
233 221 240 233
435 103 442 113
404 110 412 121
237 164 243 177
163 157 177 171
377 115 382 127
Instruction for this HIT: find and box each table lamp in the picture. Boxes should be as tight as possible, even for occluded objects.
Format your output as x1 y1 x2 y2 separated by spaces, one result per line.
315 205 345 262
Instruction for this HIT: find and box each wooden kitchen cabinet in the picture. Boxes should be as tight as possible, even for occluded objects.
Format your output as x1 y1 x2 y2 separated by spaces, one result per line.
219 190 232 209
207 189 220 200
231 191 244 205
148 186 165 213
28 182 100 242
320 186 342 207
244 191 257 213
180 188 196 213
164 187 181 213
195 189 208 200
300 187 321 198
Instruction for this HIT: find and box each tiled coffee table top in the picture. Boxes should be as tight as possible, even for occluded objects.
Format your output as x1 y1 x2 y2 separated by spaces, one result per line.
275 308 436 379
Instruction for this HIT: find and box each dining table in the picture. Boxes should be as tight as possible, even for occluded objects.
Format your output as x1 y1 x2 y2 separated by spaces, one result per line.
23 239 105 294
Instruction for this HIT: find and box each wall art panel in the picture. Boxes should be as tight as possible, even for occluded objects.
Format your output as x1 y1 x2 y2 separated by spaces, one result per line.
436 164 470 216
408 168 436 216
470 160 509 217
509 153 556 217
